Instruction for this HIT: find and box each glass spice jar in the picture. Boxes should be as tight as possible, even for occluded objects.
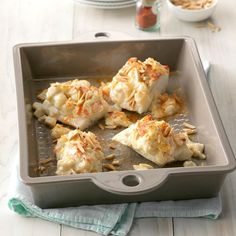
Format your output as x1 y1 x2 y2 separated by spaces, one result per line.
135 0 161 31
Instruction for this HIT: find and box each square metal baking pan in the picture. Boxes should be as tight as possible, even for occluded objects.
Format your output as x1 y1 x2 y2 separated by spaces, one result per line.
14 37 236 208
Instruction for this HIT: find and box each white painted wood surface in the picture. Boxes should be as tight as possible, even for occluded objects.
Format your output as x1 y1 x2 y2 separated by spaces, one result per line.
0 0 236 235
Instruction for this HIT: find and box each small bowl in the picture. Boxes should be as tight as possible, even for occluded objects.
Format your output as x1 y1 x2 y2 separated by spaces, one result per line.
167 0 218 22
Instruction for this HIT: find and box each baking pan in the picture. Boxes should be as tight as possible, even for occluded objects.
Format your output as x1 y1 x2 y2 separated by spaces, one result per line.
14 37 236 208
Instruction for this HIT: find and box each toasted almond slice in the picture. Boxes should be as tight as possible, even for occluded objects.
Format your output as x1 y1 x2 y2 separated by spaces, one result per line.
37 89 47 101
184 128 197 135
39 157 53 165
38 166 46 172
183 161 197 167
163 126 171 137
77 142 85 153
174 136 184 146
112 160 120 166
104 154 116 161
103 163 116 171
116 76 128 82
86 135 96 147
130 99 136 108
77 92 86 105
207 21 221 32
183 122 196 130
133 163 154 170
127 90 136 101
105 125 117 129
98 123 105 130
109 142 117 149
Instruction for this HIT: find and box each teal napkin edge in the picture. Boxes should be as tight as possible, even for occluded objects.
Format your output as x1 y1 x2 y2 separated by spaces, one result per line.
134 196 222 220
8 196 130 236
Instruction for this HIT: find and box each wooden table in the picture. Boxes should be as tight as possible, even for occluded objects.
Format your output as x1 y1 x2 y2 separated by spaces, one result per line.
1 0 236 235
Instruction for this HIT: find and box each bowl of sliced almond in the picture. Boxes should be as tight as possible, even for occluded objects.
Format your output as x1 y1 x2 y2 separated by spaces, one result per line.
167 0 218 22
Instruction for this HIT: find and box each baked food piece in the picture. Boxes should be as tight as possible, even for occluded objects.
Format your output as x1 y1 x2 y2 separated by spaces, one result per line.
51 124 71 140
33 79 109 130
108 57 169 114
55 129 104 175
151 91 185 119
105 111 132 128
113 115 193 166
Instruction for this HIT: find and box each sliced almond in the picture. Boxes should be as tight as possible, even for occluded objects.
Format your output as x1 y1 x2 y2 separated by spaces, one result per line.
103 163 116 171
127 90 136 101
112 160 120 166
104 154 116 161
37 89 47 101
183 122 196 130
207 21 221 32
86 135 96 147
38 166 46 173
163 126 171 137
109 142 117 149
184 128 197 135
39 157 53 165
105 125 117 129
174 135 184 146
116 76 127 82
77 142 85 153
183 161 197 167
133 163 154 170
98 123 105 130
130 99 136 108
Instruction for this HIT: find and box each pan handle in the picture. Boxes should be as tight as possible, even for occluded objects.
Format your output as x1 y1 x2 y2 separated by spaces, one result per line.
92 170 169 195
75 30 134 42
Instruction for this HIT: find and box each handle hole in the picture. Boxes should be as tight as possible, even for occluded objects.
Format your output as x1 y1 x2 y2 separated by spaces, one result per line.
122 175 140 187
94 32 110 39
